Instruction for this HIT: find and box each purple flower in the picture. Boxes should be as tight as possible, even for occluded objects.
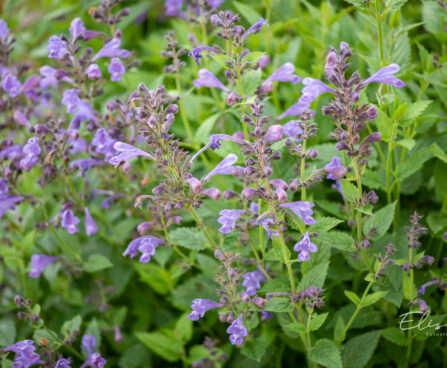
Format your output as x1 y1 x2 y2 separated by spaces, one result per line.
165 0 185 17
187 299 221 321
418 279 439 296
81 335 96 355
264 124 284 145
69 159 103 176
186 177 202 193
277 101 309 120
294 232 318 261
0 19 10 40
81 353 106 368
13 111 31 128
193 69 229 91
39 66 70 89
203 187 221 200
242 18 267 39
0 196 24 220
2 72 22 98
108 142 154 166
47 36 68 59
208 0 224 8
226 314 247 345
19 137 41 172
261 218 279 239
324 49 338 79
324 156 346 179
0 178 7 195
69 100 97 130
283 120 303 139
300 77 334 104
108 58 125 82
217 209 246 234
55 358 72 368
4 340 43 368
86 64 102 80
92 129 117 160
242 270 267 296
28 255 58 278
418 299 428 314
258 55 270 69
363 64 405 88
123 236 164 263
69 18 86 39
366 106 378 120
92 37 130 61
84 207 98 236
204 153 238 181
260 311 273 321
280 201 316 225
188 46 214 66
61 208 80 234
265 63 301 84
62 89 81 114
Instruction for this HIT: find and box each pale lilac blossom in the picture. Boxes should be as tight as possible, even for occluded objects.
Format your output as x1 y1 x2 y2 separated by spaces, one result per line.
204 153 239 180
242 270 267 296
363 64 405 88
188 46 214 66
217 209 246 233
84 207 98 236
109 142 154 166
226 314 247 345
193 69 229 91
188 299 221 321
280 201 316 225
28 255 58 278
294 232 318 261
108 58 125 82
123 236 164 263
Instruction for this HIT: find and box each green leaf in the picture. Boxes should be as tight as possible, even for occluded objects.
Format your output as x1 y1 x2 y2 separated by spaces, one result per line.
169 227 208 250
84 254 113 273
135 263 173 295
342 330 382 368
334 316 345 342
241 326 276 362
431 143 447 163
389 0 408 11
396 139 416 150
309 312 329 331
316 231 354 252
363 201 396 239
195 114 220 145
272 236 289 261
399 100 432 126
136 332 183 362
394 147 432 181
61 315 82 337
174 313 193 343
344 290 360 305
298 262 329 289
362 291 388 307
241 69 261 97
309 339 342 368
233 1 263 24
265 297 293 312
382 327 408 346
343 0 368 9
0 320 16 346
340 180 358 202
33 329 58 348
310 217 343 233
374 107 393 142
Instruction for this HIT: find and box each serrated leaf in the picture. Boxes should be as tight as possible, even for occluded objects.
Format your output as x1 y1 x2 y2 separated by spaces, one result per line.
374 107 393 142
362 291 388 307
265 297 293 312
309 339 342 368
309 312 329 331
344 290 360 305
382 327 408 346
272 236 290 261
399 100 432 126
310 217 343 233
241 69 261 97
431 143 447 163
61 315 82 337
396 139 416 150
136 332 183 362
174 313 193 343
363 201 396 239
135 263 173 295
342 330 382 368
316 231 354 252
340 180 358 203
0 320 16 346
84 254 113 273
241 327 276 362
334 316 345 342
298 262 329 289
169 227 208 250
394 147 432 181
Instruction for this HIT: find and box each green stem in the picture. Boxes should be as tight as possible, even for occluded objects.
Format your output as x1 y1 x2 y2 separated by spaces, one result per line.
189 207 218 249
375 0 385 66
174 72 194 143
42 325 84 360
406 248 415 367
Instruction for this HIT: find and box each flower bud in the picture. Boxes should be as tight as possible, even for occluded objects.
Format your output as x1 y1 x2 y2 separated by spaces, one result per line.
223 190 239 200
122 161 131 174
276 189 287 203
186 177 202 193
171 216 182 225
214 249 225 261
14 295 24 306
258 81 273 94
289 179 299 192
203 187 221 200
137 222 153 235
114 327 123 343
240 292 250 303
336 141 350 151
258 55 270 69
152 184 164 195
364 132 381 143
166 104 178 114
264 166 273 177
252 297 266 308
242 187 257 201
264 125 284 144
227 91 241 106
